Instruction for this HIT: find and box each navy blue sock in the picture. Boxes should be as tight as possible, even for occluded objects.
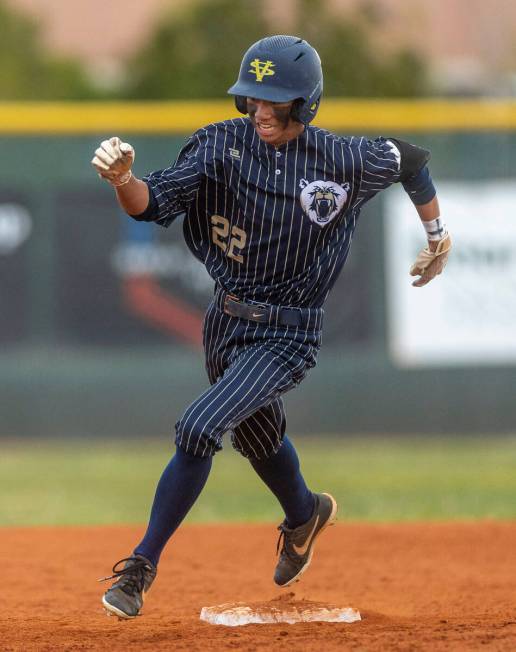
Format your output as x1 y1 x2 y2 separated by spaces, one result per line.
248 436 315 529
134 446 212 567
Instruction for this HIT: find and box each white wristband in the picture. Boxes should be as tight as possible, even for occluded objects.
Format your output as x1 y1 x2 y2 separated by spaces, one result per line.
111 171 132 187
423 217 447 241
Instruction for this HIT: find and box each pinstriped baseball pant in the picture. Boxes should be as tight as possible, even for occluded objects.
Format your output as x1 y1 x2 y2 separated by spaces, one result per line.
175 293 323 459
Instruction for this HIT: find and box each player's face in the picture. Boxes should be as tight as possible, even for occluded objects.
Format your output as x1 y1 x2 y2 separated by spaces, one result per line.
247 98 304 146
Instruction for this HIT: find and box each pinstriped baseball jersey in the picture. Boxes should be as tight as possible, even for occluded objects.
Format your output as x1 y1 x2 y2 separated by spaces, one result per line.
144 117 401 308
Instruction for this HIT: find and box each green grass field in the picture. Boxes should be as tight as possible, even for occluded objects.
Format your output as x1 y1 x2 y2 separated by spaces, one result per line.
1 436 516 526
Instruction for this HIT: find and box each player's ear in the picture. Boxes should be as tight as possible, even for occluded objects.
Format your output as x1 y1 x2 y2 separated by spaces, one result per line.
234 96 248 115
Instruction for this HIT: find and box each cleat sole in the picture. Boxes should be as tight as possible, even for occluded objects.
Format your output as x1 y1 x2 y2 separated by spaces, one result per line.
102 595 136 620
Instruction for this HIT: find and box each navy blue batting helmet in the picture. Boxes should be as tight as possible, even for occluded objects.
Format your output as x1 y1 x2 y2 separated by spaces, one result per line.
227 35 323 125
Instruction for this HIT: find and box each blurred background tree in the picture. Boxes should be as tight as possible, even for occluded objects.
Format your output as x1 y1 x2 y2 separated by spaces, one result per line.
294 0 427 97
0 1 98 99
123 0 429 99
123 0 269 99
0 0 428 100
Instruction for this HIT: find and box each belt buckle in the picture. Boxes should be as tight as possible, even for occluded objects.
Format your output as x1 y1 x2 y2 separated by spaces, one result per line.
224 293 239 313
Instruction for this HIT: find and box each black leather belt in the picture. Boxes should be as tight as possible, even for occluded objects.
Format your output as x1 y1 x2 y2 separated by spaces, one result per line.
222 293 303 328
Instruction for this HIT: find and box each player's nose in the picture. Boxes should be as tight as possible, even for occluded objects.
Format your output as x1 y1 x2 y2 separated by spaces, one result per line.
254 100 274 121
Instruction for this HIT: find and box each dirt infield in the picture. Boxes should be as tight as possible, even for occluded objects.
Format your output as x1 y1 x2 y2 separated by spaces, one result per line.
2 522 516 651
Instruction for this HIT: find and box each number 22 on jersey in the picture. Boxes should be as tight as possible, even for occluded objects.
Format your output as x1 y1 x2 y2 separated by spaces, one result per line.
211 214 247 264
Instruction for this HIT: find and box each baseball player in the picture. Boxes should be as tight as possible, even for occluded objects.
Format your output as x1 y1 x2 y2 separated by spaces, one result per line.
93 35 451 619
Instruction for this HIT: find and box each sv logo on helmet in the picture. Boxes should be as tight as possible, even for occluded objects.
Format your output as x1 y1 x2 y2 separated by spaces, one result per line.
248 59 275 82
299 179 350 227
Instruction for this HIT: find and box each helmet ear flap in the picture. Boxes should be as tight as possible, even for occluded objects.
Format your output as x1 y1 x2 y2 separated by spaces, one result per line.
289 99 304 123
234 96 248 115
292 96 321 125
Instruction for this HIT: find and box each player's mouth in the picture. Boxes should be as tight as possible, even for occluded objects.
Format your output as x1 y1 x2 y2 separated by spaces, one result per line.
255 122 280 138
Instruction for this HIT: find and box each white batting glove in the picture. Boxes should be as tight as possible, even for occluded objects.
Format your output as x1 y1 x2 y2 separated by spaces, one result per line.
91 136 135 187
410 233 452 287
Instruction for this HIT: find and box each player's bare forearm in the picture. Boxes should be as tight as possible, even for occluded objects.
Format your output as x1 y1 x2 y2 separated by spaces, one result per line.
115 176 150 216
415 195 440 221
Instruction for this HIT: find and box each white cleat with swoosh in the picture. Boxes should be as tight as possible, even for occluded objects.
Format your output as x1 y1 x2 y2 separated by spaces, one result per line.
274 492 337 587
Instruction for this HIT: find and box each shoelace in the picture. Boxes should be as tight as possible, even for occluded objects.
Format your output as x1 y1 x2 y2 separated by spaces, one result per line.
276 523 291 556
98 557 151 595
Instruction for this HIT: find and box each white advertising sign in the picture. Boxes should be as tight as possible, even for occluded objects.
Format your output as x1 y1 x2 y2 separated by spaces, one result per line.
385 181 516 367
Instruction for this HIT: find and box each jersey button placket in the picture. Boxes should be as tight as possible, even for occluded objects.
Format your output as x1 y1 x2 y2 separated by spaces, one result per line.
274 151 282 183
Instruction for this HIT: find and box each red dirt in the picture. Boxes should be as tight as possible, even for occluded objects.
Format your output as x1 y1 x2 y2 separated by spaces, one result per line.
2 522 516 651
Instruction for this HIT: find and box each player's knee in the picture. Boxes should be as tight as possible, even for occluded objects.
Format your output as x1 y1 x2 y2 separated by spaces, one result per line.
230 434 252 458
230 430 281 460
175 416 222 458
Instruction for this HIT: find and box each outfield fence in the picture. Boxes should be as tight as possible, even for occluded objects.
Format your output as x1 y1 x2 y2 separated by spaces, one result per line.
1 100 515 436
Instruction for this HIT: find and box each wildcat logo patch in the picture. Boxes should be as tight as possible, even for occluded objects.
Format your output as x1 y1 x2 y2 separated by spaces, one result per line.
299 179 349 227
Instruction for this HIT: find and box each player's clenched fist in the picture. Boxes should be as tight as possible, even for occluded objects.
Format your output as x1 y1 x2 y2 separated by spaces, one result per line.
91 136 135 187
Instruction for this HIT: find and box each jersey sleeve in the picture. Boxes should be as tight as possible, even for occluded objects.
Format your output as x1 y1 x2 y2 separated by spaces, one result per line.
143 129 213 228
357 137 402 202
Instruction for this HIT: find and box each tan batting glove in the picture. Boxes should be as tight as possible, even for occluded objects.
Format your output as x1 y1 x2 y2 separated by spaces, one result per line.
410 233 452 287
91 136 135 187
